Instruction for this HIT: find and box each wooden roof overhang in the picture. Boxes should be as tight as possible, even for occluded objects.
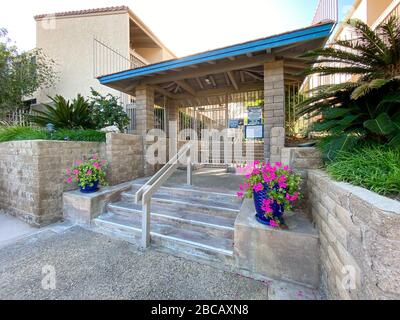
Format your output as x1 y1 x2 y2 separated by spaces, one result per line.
99 22 335 106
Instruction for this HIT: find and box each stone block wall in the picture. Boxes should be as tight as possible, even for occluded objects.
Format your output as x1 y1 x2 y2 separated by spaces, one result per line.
0 133 144 227
308 170 400 300
0 140 105 226
106 133 144 186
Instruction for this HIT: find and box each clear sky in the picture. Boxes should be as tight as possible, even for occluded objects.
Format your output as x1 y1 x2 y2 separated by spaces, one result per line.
1 0 354 57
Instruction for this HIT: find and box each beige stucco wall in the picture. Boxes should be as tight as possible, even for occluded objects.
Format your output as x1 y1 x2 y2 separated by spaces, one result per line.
36 12 131 104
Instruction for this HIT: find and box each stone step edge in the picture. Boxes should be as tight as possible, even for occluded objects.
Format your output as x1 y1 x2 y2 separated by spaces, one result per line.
121 193 240 213
94 216 234 256
107 204 235 231
130 183 238 199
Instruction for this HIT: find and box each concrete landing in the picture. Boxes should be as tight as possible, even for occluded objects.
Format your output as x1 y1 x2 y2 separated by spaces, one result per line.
234 199 320 288
0 212 36 248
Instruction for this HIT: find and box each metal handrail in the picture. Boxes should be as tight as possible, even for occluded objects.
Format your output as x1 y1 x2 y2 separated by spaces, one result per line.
135 143 193 248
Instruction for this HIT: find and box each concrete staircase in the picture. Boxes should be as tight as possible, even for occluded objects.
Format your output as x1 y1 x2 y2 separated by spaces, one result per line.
92 184 241 265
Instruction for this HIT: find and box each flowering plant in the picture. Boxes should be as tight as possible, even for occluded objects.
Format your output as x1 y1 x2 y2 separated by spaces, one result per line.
66 154 108 189
237 161 301 226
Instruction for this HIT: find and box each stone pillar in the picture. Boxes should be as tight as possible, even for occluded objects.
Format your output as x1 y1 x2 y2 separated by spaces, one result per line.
264 61 285 162
135 85 155 137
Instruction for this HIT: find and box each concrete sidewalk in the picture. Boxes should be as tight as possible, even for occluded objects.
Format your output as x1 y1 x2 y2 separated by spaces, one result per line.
0 226 319 300
0 213 36 248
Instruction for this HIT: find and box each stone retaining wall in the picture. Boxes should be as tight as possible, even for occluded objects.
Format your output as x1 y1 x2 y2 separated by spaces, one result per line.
308 170 400 300
0 133 144 227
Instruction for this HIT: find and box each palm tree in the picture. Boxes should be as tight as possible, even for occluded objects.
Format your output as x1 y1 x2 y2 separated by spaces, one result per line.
297 18 400 160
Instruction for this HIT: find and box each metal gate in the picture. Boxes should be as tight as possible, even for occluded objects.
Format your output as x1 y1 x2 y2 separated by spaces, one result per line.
178 90 265 164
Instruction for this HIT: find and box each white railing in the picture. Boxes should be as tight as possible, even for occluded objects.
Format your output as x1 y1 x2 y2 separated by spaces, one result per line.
372 0 400 30
135 143 193 248
93 37 147 78
312 0 338 25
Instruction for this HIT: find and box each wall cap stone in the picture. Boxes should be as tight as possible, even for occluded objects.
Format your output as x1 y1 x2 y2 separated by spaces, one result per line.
308 170 400 215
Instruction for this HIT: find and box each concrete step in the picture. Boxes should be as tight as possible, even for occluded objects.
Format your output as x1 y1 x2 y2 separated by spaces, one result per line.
107 201 235 238
121 196 240 220
128 184 242 206
92 212 234 265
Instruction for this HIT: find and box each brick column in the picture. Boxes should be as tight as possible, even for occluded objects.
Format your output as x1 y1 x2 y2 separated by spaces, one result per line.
264 61 285 162
135 85 154 137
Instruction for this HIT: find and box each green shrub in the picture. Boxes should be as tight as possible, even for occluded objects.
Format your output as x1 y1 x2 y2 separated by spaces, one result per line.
89 89 130 132
0 126 106 142
29 95 96 129
326 146 400 196
51 129 105 142
0 126 47 142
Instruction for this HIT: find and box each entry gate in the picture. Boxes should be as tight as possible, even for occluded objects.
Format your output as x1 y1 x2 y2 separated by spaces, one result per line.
178 90 265 164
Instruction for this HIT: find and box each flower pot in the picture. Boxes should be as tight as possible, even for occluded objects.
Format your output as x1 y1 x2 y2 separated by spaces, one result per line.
79 181 99 194
253 183 286 228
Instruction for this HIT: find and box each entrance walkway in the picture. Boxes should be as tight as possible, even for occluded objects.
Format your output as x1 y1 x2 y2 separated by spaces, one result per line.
0 226 319 300
0 213 36 248
136 167 243 194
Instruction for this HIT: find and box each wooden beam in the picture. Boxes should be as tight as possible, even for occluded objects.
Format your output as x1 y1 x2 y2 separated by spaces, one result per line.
173 83 264 100
243 71 263 81
175 80 197 96
273 43 301 54
208 75 217 88
196 78 204 90
239 71 245 83
207 61 217 65
140 54 274 85
228 56 236 61
227 71 239 90
152 85 175 99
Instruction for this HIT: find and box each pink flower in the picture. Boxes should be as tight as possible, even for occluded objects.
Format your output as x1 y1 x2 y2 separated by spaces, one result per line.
263 174 271 183
252 168 261 175
283 165 289 171
73 169 79 175
93 162 101 169
269 220 279 228
261 198 273 213
74 160 82 166
86 170 93 176
275 162 282 168
92 154 98 160
286 192 299 202
67 177 73 184
253 183 264 193
66 168 71 175
237 192 244 198
278 175 287 189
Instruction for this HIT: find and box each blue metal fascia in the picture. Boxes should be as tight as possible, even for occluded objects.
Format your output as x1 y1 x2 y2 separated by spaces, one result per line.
99 22 334 84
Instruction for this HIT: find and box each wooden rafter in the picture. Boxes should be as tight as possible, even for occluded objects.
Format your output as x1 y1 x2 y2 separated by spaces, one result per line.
227 71 239 90
196 78 204 90
140 54 275 85
175 80 197 96
243 71 263 81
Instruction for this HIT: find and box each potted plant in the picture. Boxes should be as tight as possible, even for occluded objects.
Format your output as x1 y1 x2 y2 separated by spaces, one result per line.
237 161 301 229
66 154 108 193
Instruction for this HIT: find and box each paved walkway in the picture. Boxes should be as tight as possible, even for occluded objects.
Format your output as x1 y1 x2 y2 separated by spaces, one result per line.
0 225 319 300
0 213 36 248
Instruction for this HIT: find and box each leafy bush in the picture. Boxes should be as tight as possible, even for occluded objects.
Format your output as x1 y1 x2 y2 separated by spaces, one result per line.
0 126 105 142
89 89 129 132
0 125 47 142
297 18 400 159
51 129 105 142
29 95 96 129
326 146 400 196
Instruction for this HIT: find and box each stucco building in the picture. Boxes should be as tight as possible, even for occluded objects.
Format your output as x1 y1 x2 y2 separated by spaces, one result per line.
34 6 175 106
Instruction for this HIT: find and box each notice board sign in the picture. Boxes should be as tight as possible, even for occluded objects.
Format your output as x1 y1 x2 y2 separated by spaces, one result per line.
247 107 263 125
245 125 264 139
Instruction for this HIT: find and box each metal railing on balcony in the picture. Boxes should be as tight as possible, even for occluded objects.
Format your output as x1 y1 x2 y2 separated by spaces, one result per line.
93 37 146 78
372 0 400 30
312 0 338 25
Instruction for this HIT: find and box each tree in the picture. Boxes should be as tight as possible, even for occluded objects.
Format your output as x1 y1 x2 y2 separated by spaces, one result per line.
297 18 400 160
0 28 57 116
88 89 130 132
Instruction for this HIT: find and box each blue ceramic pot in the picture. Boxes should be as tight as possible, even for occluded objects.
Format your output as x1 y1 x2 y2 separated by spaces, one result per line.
253 183 286 227
79 181 99 194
